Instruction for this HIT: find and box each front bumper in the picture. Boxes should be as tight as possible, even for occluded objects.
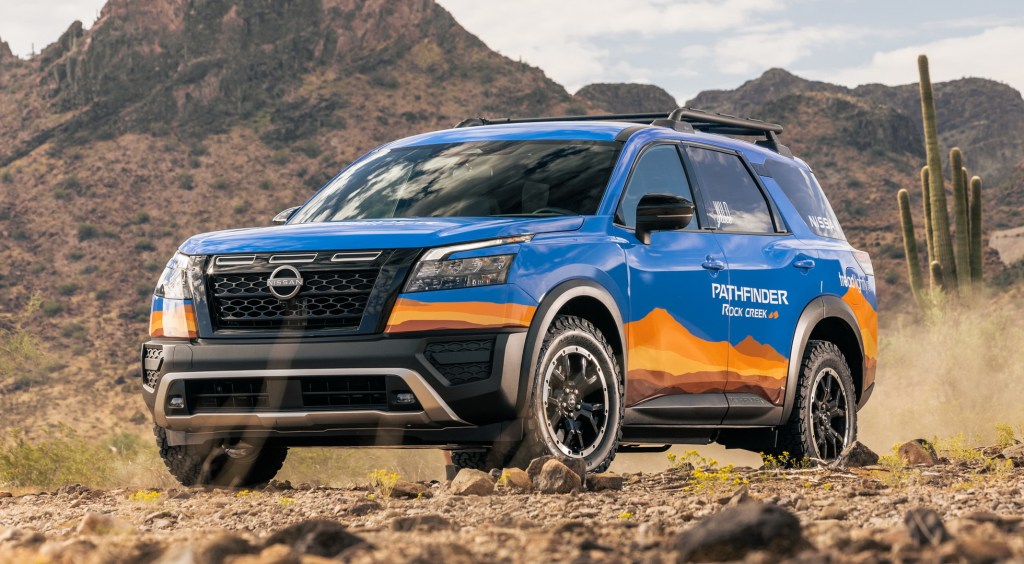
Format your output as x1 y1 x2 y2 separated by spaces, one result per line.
142 330 527 446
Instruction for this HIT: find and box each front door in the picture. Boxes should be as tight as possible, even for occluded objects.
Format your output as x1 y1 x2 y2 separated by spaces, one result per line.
616 143 730 425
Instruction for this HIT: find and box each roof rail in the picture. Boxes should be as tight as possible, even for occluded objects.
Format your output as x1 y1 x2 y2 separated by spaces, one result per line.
454 107 792 157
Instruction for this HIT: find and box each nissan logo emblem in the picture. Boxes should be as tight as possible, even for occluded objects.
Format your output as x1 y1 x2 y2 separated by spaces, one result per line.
267 265 303 300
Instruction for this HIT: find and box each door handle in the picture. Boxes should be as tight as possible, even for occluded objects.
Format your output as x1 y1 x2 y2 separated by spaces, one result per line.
702 258 726 271
794 259 816 270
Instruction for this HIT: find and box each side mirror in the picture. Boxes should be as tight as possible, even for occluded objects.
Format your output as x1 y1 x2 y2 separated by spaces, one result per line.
635 193 694 244
272 206 301 225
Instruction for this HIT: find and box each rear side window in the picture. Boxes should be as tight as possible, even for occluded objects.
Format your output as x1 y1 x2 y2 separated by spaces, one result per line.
765 159 845 240
685 146 774 233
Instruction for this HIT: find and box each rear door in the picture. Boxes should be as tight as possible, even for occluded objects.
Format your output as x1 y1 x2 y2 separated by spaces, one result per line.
615 143 730 426
683 145 820 423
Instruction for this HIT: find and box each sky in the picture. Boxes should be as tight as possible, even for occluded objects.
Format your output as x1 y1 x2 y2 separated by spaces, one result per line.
1 0 1023 103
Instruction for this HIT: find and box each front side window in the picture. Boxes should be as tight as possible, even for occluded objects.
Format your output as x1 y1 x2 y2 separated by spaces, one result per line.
616 144 698 229
685 147 774 233
291 141 621 223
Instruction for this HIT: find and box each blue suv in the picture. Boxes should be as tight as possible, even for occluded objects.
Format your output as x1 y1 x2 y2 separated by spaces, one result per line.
143 108 877 486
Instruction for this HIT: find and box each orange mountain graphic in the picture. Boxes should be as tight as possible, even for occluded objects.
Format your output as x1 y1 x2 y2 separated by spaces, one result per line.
841 286 878 391
386 299 536 333
626 308 788 406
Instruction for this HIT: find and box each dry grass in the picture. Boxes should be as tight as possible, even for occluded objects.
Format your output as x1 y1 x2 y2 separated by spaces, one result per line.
860 290 1024 449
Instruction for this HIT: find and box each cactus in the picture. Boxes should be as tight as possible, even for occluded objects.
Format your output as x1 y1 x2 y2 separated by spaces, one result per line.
920 166 934 266
899 55 986 305
918 55 957 290
950 148 971 289
969 176 983 283
898 189 925 303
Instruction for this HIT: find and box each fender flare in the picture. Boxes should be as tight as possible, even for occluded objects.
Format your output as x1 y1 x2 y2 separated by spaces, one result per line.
780 295 865 423
515 279 626 415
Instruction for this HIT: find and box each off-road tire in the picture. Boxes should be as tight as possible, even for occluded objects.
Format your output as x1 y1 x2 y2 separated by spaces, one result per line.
770 340 857 465
514 315 624 473
155 426 288 487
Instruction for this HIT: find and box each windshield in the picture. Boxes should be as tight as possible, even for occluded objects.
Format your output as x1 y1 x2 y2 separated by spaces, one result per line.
291 140 622 222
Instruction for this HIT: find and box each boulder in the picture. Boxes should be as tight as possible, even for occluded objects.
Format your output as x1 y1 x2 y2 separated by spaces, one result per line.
836 441 879 467
77 512 134 536
955 536 1013 563
389 480 431 499
898 440 939 466
1000 443 1024 461
533 459 583 494
904 508 950 546
587 472 624 492
449 469 495 496
0 527 45 547
673 502 806 561
264 519 367 558
526 455 586 484
391 514 453 532
496 467 532 492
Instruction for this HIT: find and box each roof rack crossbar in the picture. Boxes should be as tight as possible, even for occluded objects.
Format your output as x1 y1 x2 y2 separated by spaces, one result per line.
454 107 792 157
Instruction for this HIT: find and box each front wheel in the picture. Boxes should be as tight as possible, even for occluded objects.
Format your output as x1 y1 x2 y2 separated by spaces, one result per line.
155 426 288 487
773 340 857 464
517 315 623 473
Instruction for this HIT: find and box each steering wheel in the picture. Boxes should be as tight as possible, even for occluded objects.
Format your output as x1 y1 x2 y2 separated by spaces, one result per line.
530 207 576 216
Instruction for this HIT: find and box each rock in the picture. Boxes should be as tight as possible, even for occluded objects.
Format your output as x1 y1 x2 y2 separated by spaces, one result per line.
673 502 806 561
526 455 586 484
391 514 453 532
717 485 751 506
497 468 532 492
77 512 134 536
488 468 502 480
0 492 12 498
198 533 258 563
955 536 1013 564
348 501 380 516
836 441 879 467
533 459 583 494
0 527 45 547
898 439 939 466
1000 443 1024 460
904 508 950 546
389 480 431 499
229 544 294 564
39 539 97 562
587 472 624 492
820 504 849 520
264 520 367 558
450 469 495 496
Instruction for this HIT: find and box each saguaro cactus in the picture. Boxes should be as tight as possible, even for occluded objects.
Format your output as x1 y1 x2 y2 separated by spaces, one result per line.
969 176 983 282
918 55 957 290
899 55 985 305
898 189 925 302
950 148 971 289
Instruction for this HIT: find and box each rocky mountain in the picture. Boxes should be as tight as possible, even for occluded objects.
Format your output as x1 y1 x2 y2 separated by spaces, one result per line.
0 38 12 63
0 1 1022 434
575 83 677 113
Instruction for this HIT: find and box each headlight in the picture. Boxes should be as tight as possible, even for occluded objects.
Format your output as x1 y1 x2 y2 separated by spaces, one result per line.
404 235 531 293
154 252 192 299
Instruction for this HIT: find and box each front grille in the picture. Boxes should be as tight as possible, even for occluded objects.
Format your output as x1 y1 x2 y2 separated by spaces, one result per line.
424 340 495 386
207 253 385 331
185 375 395 413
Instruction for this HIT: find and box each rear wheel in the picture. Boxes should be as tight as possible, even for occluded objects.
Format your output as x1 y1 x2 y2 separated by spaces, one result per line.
771 340 857 464
516 315 623 473
155 426 288 487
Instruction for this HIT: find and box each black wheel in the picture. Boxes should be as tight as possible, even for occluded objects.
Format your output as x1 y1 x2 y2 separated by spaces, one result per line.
517 315 623 473
773 340 857 464
155 426 288 487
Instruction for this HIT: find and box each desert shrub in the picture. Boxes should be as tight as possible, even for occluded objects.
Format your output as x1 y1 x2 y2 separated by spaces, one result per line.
0 302 51 387
67 250 84 261
40 300 63 317
293 140 321 159
60 322 87 340
57 283 79 296
1 170 11 183
132 212 151 225
135 239 156 252
76 223 98 241
212 177 230 191
177 173 194 191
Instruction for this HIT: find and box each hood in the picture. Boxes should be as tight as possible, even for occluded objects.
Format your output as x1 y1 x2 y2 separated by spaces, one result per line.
178 216 585 255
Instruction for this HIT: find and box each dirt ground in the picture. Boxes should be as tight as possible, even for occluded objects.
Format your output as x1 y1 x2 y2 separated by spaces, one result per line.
1 453 1022 563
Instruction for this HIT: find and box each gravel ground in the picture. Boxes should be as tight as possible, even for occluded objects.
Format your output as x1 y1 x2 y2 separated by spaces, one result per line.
1 455 1023 563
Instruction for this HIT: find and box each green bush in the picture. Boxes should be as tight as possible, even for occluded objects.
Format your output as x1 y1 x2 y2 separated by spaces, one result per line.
40 300 63 317
177 173 194 191
1 170 11 183
67 250 84 261
57 283 79 296
61 322 87 340
212 177 230 191
135 239 156 252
